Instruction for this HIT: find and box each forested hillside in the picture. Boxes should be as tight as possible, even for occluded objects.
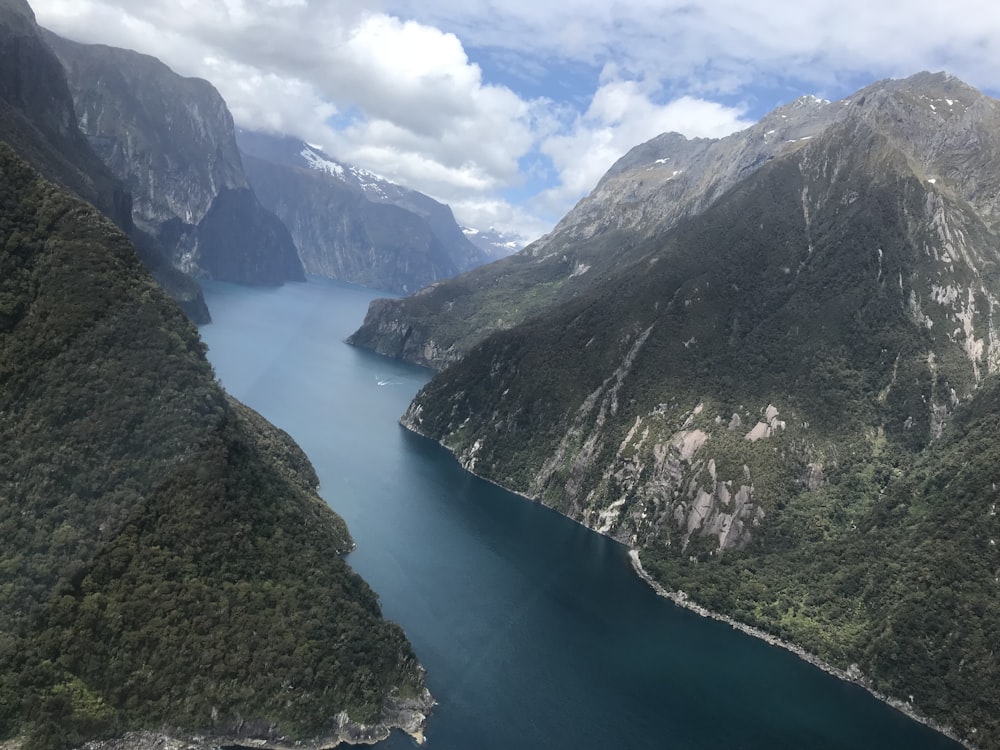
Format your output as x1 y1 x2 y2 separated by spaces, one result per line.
0 145 429 750
393 75 1000 747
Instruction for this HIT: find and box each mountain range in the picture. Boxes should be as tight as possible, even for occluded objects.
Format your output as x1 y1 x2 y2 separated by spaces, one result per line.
44 31 306 287
352 71 1000 747
33 26 500 303
237 129 493 293
460 224 525 258
4 0 998 742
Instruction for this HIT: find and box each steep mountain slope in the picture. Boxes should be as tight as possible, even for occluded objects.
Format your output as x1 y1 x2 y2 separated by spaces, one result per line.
44 32 304 286
348 93 841 367
0 0 208 322
0 145 429 750
350 73 996 371
396 75 1000 747
238 130 489 293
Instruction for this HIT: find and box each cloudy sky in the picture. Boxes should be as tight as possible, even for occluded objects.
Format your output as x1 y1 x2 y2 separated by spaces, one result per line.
32 0 1000 241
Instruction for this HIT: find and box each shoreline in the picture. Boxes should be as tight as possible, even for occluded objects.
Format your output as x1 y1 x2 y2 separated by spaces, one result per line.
70 708 431 750
400 418 975 750
626 549 974 750
62 687 433 750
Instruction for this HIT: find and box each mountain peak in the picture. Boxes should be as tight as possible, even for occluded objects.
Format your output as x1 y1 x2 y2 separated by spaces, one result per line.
848 69 986 114
461 225 524 257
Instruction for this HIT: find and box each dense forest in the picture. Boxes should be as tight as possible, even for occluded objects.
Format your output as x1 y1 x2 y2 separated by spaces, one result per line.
0 145 426 749
399 113 1000 746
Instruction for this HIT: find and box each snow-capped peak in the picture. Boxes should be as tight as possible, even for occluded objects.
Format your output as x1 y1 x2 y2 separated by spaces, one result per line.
300 147 344 179
460 226 526 258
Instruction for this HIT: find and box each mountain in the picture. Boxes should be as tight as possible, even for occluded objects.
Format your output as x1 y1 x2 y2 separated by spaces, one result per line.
361 72 1000 746
461 225 524 259
0 143 431 750
237 129 490 293
347 93 848 368
43 32 304 286
0 0 208 322
350 74 1000 371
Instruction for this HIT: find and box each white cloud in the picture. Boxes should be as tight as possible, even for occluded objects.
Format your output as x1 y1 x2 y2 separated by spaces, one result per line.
449 197 553 244
32 0 552 236
390 0 1000 96
538 79 751 215
29 0 1000 241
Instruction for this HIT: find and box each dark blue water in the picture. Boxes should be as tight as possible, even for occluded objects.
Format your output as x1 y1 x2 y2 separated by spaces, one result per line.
199 278 962 750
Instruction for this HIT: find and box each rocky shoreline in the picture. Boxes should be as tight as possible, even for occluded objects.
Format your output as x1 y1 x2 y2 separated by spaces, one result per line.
61 687 434 750
627 549 975 750
400 406 993 749
400 417 977 749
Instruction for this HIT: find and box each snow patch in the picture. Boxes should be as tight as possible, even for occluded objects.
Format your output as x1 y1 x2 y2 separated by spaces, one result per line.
300 148 344 179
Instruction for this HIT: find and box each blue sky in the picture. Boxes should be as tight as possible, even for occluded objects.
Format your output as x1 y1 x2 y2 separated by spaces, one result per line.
32 0 1000 241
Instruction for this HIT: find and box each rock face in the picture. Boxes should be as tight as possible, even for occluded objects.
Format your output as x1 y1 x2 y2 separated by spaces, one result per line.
44 32 304 285
0 0 209 321
393 73 1000 747
0 0 127 227
0 143 428 750
238 130 489 293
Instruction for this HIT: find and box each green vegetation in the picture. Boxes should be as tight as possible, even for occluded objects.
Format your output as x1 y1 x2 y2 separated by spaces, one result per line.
404 121 1000 746
643 378 1000 743
0 145 423 749
347 227 641 366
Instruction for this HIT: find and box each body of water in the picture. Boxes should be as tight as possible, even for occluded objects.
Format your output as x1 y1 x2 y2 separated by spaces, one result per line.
198 278 961 750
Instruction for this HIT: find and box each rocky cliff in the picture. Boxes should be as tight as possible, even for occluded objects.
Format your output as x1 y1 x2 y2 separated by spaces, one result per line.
0 143 428 750
44 32 304 286
0 0 208 321
390 73 1000 747
238 130 489 293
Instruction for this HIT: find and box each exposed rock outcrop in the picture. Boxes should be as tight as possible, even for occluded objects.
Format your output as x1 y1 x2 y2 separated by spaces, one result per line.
0 0 209 320
44 31 304 285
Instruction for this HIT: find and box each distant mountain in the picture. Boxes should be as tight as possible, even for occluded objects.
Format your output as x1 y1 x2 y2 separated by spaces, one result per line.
237 129 491 293
0 0 208 321
44 31 304 286
0 143 430 750
461 225 524 259
356 72 1000 747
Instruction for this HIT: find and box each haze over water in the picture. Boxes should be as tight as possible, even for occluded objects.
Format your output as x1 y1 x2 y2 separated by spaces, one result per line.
199 278 962 750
